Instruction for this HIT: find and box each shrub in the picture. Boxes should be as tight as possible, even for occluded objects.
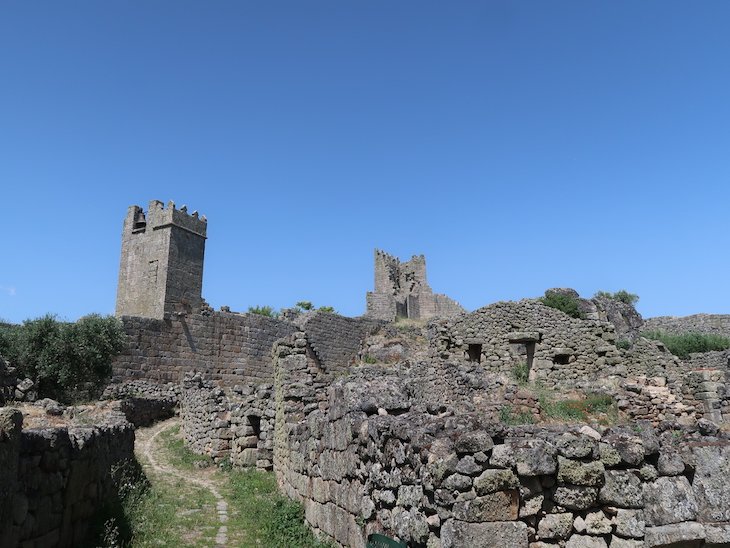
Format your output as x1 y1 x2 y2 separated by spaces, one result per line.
540 292 583 319
362 355 377 364
594 289 639 306
643 331 730 359
248 305 279 318
616 339 631 350
512 362 530 384
317 306 336 313
7 314 126 402
295 301 314 311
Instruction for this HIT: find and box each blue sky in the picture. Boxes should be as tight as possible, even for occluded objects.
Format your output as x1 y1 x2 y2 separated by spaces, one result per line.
1 1 729 324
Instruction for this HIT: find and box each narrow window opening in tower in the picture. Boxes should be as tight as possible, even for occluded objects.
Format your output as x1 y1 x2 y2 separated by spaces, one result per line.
467 343 482 363
396 300 408 319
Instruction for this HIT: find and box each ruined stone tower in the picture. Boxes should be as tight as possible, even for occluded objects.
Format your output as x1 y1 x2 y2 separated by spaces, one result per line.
365 249 464 321
115 200 207 319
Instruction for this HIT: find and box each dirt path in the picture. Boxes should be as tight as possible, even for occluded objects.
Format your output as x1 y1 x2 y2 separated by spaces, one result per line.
135 419 230 547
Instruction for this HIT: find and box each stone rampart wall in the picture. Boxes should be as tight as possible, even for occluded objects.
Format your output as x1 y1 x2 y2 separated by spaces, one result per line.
112 310 296 386
643 314 730 338
0 408 135 547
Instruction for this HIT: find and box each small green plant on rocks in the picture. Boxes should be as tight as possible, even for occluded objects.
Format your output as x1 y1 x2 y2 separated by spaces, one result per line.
540 292 583 319
512 362 530 384
594 290 640 306
643 331 730 359
499 406 535 425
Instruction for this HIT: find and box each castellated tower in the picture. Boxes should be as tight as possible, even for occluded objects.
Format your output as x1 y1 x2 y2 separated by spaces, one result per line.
115 200 207 319
366 249 465 321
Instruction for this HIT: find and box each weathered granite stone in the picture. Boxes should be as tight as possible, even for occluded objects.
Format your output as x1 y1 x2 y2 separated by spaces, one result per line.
691 444 730 522
452 491 519 522
474 469 519 495
556 433 596 459
552 486 598 510
584 510 612 534
557 456 605 487
565 534 608 548
490 440 557 476
657 450 684 476
441 520 528 548
643 476 697 526
614 509 645 538
599 471 643 508
536 512 573 540
643 522 705 547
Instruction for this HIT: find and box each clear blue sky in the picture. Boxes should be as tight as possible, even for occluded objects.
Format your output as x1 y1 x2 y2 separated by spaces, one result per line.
2 1 729 324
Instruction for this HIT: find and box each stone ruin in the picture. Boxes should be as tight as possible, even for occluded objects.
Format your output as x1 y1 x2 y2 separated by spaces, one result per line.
366 250 464 322
5 199 730 547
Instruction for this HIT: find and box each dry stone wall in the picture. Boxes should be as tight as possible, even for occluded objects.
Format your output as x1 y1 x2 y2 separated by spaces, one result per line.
0 407 135 548
272 363 730 548
643 314 730 338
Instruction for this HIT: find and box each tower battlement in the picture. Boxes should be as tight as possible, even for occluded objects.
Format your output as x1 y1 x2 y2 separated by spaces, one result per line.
116 200 207 319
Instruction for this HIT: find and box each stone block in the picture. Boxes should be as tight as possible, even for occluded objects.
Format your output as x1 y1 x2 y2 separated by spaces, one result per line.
441 519 528 548
451 491 519 522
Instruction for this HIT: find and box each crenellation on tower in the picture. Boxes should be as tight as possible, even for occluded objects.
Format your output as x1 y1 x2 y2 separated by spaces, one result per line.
115 200 207 319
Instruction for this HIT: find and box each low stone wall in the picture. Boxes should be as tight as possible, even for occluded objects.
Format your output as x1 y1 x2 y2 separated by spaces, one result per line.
0 407 135 547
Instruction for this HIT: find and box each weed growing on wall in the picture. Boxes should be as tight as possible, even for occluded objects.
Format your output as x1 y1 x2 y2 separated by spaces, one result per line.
594 290 640 306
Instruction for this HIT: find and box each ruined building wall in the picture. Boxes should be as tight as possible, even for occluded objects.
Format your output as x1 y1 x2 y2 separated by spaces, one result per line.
269 344 730 548
643 314 730 338
300 312 383 373
366 250 464 322
0 408 135 548
116 200 207 320
112 310 296 386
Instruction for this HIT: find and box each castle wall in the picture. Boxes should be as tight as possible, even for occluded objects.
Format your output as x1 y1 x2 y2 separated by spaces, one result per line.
112 310 297 386
0 408 135 548
643 314 730 338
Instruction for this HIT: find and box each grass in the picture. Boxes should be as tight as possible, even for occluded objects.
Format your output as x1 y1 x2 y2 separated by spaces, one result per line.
538 391 617 423
499 406 535 425
512 362 529 384
159 425 215 470
223 468 332 548
643 331 730 359
362 354 377 364
102 424 330 548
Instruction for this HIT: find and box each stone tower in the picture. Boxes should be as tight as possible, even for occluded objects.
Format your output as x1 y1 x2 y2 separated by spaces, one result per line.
365 249 465 321
115 200 207 319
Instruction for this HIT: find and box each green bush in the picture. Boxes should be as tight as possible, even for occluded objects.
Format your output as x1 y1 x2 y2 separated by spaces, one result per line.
540 292 583 319
295 301 314 311
594 289 639 306
512 362 530 384
317 306 336 314
616 339 631 350
643 331 730 359
248 305 279 318
2 314 126 402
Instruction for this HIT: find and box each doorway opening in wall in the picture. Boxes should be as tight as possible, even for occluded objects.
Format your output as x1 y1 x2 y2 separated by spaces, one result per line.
396 300 408 319
248 415 261 438
467 344 482 363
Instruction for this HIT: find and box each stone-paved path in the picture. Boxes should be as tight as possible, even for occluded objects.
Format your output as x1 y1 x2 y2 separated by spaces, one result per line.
136 419 230 547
